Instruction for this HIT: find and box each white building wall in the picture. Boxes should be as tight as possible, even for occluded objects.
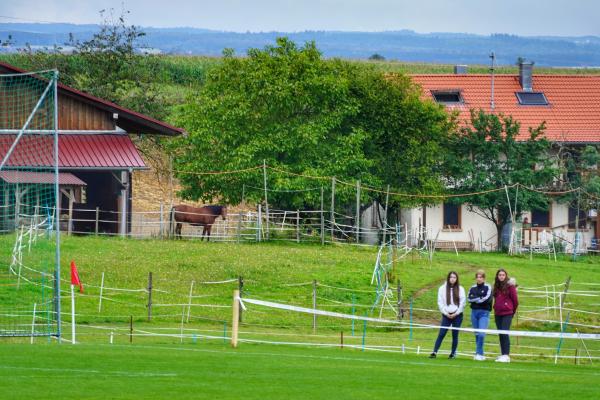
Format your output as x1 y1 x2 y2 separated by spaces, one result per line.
424 204 498 250
417 201 595 253
364 200 596 252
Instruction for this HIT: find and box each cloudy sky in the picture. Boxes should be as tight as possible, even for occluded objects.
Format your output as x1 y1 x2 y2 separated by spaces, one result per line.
1 0 599 36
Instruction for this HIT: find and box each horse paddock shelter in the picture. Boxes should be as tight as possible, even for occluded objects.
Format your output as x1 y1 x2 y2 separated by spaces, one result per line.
0 62 184 236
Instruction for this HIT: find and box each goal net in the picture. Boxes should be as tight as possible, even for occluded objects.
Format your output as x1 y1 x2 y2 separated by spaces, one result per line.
0 69 60 338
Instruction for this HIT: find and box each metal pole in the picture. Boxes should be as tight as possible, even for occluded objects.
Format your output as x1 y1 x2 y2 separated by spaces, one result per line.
320 186 325 245
147 272 153 322
330 177 335 242
95 206 99 235
560 276 572 326
382 184 390 245
296 210 300 243
356 180 360 244
555 312 570 364
180 305 185 344
237 210 243 243
53 71 61 340
490 51 496 111
312 280 317 333
573 189 581 261
120 170 128 237
67 192 73 236
159 202 164 239
396 280 402 320
409 297 413 341
238 276 244 323
186 280 194 323
351 294 355 336
257 204 262 242
504 185 514 254
70 284 75 344
263 160 269 240
30 303 37 344
362 313 367 351
98 271 104 313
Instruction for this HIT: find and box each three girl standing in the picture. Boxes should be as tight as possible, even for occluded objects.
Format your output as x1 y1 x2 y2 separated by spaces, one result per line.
429 268 518 362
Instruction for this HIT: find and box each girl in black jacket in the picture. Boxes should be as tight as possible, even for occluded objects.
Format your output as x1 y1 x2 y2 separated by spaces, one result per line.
467 270 492 360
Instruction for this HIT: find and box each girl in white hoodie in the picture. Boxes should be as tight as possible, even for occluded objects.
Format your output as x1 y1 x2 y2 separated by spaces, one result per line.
429 271 466 359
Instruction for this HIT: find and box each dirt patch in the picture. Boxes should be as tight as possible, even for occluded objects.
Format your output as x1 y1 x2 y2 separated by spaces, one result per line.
412 262 481 300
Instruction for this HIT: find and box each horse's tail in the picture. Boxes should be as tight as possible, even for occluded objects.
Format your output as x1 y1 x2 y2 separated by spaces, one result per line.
169 206 175 238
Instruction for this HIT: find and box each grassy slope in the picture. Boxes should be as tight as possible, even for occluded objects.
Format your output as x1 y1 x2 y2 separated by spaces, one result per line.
1 235 599 349
5 235 599 323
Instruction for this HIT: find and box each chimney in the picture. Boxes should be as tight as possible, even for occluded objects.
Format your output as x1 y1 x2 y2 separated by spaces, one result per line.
454 65 468 74
519 60 534 91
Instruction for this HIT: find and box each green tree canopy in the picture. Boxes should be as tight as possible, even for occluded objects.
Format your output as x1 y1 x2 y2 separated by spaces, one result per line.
558 144 600 217
443 110 557 248
171 38 451 210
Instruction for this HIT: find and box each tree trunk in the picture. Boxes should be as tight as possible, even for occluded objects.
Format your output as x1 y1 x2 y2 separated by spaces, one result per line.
496 223 503 251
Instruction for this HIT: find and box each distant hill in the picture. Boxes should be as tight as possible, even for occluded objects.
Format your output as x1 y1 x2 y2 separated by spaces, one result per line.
2 23 600 67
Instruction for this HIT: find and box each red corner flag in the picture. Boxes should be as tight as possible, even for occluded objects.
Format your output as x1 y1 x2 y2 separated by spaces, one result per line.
70 261 83 293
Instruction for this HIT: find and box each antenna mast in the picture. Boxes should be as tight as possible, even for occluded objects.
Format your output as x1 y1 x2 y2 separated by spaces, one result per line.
489 51 496 111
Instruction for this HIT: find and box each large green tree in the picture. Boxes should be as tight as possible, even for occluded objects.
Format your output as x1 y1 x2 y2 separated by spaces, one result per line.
558 145 600 229
171 38 450 210
444 110 557 249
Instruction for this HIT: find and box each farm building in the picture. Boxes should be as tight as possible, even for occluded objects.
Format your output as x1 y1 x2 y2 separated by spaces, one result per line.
0 62 184 235
401 62 600 252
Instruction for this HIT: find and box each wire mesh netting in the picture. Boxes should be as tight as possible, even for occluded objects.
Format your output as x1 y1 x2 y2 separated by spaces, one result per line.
0 69 60 337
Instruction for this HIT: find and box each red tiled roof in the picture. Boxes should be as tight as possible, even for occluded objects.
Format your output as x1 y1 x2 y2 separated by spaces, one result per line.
0 171 86 186
0 134 146 169
410 74 600 143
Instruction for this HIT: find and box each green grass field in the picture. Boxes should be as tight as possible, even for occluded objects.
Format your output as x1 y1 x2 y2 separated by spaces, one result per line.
1 235 600 398
1 342 599 399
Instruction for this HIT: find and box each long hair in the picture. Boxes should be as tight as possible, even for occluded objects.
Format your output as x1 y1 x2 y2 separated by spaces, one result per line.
445 271 460 305
494 268 509 294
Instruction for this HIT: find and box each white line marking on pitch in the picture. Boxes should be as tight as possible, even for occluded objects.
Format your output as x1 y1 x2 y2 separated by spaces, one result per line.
104 344 600 379
0 365 176 378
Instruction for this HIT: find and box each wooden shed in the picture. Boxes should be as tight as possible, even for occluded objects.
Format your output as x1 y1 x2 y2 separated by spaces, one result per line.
0 62 184 235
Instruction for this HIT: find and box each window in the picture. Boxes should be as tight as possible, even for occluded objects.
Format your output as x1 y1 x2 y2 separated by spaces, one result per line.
516 91 549 106
531 207 551 228
432 90 463 104
568 206 586 230
443 203 461 230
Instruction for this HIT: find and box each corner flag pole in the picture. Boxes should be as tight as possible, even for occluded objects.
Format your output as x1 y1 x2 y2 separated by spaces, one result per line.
69 260 83 344
71 283 76 344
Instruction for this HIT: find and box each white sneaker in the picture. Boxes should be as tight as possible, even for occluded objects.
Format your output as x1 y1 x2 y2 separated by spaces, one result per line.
473 354 485 361
495 355 510 363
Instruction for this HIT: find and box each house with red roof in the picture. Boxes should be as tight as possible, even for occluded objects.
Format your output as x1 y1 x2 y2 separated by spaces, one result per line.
0 62 184 236
406 62 600 252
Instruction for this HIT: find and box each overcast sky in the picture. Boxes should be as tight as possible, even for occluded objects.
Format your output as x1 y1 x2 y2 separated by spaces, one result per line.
1 0 599 36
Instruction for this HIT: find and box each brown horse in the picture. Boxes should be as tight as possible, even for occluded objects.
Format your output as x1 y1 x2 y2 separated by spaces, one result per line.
170 204 227 241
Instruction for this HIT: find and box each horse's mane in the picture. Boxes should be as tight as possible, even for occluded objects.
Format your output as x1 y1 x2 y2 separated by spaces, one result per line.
204 205 225 213
174 204 225 214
